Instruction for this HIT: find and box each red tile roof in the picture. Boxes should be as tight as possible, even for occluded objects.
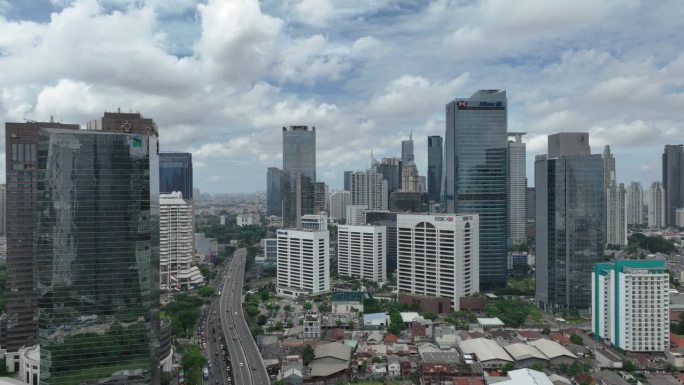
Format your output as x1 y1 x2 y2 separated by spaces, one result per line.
453 377 485 385
384 333 399 343
671 333 684 348
550 333 571 345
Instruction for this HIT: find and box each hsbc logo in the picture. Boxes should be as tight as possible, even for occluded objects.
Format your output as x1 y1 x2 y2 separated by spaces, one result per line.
434 216 454 222
462 216 473 221
457 100 468 108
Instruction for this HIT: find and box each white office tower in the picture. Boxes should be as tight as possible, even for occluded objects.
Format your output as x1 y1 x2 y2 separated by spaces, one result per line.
592 260 669 352
648 182 665 228
330 190 351 220
337 225 387 285
626 182 644 225
507 133 527 246
301 213 328 231
606 183 627 246
160 192 204 290
396 214 479 310
350 169 388 211
346 204 368 225
276 229 330 297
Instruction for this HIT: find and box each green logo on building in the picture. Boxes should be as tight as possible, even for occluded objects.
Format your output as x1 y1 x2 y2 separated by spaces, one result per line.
132 135 142 148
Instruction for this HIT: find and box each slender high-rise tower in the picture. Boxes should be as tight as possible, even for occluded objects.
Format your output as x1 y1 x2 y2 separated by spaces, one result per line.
282 126 316 228
507 133 526 246
626 182 645 226
535 132 605 310
1 120 79 369
427 136 443 203
648 182 666 228
267 167 285 217
604 146 627 246
445 90 508 288
663 145 684 227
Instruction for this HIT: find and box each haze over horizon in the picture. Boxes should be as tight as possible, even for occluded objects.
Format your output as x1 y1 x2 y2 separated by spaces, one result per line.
1 0 683 192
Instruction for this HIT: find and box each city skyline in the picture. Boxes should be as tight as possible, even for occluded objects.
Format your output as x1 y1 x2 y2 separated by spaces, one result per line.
0 1 682 192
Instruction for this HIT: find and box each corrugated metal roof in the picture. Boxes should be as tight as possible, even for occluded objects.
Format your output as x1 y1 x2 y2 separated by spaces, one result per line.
458 338 513 363
529 339 577 360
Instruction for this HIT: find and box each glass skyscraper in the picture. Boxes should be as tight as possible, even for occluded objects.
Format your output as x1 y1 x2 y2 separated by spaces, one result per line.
282 126 316 228
535 133 605 310
159 152 193 200
36 127 160 384
445 90 508 288
427 136 443 203
663 144 684 227
267 167 284 217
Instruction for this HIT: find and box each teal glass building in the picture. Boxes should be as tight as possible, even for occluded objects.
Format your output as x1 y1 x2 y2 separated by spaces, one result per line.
36 128 160 384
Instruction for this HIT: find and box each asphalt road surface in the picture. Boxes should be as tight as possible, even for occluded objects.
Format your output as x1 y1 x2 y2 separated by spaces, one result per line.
218 248 270 385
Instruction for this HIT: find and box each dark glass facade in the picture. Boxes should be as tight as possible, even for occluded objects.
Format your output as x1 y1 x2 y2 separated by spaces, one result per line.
159 152 193 200
282 126 316 228
427 136 443 203
374 158 402 194
2 122 79 361
663 144 684 227
36 128 160 384
535 153 605 310
365 211 397 272
267 167 284 216
445 90 508 288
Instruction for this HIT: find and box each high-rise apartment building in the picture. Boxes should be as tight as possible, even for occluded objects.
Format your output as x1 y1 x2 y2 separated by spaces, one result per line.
301 214 328 231
648 182 665 228
396 214 479 310
36 125 160 384
267 167 284 217
526 187 535 223
592 260 669 352
507 133 526 246
445 90 508 288
401 164 421 193
663 145 684 227
337 225 386 285
626 182 645 226
159 152 193 200
282 126 316 228
329 190 351 221
374 157 402 196
427 136 443 203
314 181 329 214
2 120 79 368
346 205 368 226
160 192 203 290
276 229 330 298
535 133 605 311
350 169 388 211
604 146 626 246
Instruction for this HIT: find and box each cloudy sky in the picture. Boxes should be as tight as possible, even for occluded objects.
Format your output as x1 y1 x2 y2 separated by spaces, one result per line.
1 0 683 192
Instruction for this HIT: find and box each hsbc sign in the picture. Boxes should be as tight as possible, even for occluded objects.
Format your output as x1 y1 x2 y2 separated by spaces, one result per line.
434 216 454 222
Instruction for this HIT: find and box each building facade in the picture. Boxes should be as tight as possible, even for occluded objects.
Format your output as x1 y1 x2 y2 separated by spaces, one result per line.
0 184 5 236
159 152 193 200
507 133 527 246
329 190 351 221
337 225 386 285
445 90 508 288
365 211 398 272
604 146 627 246
36 127 160 384
350 170 388 211
314 181 329 214
160 192 203 290
301 214 328 231
626 182 644 226
648 182 665 228
535 133 606 311
396 214 479 310
346 205 368 226
374 158 402 195
276 229 330 297
2 120 80 370
267 167 284 217
592 260 669 352
282 126 316 228
663 144 684 227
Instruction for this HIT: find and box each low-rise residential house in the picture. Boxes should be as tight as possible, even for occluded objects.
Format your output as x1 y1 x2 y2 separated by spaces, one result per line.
304 314 321 339
517 330 543 342
593 348 623 369
309 342 353 382
458 338 514 369
503 343 549 368
591 370 630 385
331 291 365 314
496 369 555 385
476 318 505 330
367 331 383 344
420 363 460 383
528 339 577 367
387 355 401 377
421 352 462 364
434 325 459 348
665 348 684 369
363 313 389 330
371 363 387 377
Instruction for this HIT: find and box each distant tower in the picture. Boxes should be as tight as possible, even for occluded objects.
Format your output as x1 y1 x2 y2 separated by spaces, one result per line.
427 136 443 203
604 145 626 246
626 182 645 226
662 145 684 227
445 90 508 288
648 182 665 228
507 133 527 246
282 126 316 228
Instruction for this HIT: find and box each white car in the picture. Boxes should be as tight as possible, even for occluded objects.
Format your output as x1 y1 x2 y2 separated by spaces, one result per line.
239 362 244 367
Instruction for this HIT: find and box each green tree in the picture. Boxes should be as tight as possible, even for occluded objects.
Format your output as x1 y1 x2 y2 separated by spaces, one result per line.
541 327 551 335
421 312 438 320
302 344 315 365
502 363 515 374
182 345 207 385
530 362 546 372
259 289 271 303
317 303 327 313
304 302 313 311
161 371 172 385
624 360 637 373
284 304 292 312
197 286 215 298
257 314 268 325
570 334 583 345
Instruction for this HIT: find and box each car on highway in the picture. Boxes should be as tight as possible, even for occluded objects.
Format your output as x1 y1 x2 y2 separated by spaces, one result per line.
234 311 238 315
239 362 243 367
251 365 256 370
